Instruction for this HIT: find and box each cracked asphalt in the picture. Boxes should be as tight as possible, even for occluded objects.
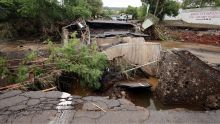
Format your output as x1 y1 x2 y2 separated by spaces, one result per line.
0 90 220 124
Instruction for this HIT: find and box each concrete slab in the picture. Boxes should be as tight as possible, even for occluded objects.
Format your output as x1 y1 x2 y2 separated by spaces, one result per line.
0 90 220 124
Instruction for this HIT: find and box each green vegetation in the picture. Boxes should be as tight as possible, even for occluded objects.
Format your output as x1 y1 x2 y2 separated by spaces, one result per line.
0 35 108 89
0 51 40 84
16 65 28 83
23 51 37 63
48 34 108 89
119 0 180 20
0 57 9 79
0 0 103 39
101 8 115 19
140 0 180 20
124 6 138 19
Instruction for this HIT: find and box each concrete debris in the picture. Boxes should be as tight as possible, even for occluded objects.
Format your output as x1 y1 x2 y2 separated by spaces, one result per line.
117 82 151 89
93 31 149 38
142 14 159 30
142 19 154 30
156 49 220 108
96 37 123 50
86 20 135 28
87 20 148 38
62 20 91 45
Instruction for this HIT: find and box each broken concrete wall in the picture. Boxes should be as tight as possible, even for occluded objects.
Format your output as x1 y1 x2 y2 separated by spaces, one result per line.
156 49 220 107
96 37 123 50
103 38 161 76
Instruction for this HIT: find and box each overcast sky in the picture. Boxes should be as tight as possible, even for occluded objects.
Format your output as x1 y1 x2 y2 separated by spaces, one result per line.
102 0 142 7
102 0 182 7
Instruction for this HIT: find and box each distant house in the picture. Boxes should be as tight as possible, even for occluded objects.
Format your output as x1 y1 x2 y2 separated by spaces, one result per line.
111 14 133 21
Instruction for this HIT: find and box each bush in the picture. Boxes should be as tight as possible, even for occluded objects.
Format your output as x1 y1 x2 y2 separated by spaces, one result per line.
48 34 108 89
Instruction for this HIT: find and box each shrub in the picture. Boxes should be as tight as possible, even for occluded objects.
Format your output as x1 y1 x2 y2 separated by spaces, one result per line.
49 34 108 89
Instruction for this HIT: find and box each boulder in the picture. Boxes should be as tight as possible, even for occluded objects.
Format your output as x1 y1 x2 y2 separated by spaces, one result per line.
156 49 220 106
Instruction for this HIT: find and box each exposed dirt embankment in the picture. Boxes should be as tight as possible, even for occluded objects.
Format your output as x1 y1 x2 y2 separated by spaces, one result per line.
162 21 220 46
180 30 220 46
156 49 220 109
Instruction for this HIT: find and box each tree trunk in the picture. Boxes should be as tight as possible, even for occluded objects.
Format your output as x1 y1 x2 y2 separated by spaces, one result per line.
154 0 160 15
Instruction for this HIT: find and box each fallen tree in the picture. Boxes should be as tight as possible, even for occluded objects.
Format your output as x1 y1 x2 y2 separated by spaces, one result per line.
0 34 108 91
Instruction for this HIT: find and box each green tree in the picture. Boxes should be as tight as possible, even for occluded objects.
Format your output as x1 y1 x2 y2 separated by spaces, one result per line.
140 0 180 20
86 0 103 17
0 0 103 39
101 8 115 19
216 0 220 6
65 0 91 19
125 6 138 19
18 0 64 26
137 3 148 20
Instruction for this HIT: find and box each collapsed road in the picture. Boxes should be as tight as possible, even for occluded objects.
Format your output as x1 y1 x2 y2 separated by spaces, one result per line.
0 90 220 124
1 18 220 124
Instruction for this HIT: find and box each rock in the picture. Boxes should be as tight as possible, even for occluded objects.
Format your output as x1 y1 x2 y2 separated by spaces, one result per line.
156 50 220 106
205 94 220 110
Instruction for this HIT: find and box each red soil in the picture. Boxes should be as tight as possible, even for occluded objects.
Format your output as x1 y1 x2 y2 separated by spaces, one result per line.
180 31 220 46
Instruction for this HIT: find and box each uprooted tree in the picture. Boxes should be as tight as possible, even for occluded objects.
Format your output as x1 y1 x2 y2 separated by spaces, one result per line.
0 34 108 90
48 34 108 89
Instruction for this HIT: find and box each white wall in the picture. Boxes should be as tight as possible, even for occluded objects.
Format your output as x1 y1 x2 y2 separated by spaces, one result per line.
164 7 220 25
